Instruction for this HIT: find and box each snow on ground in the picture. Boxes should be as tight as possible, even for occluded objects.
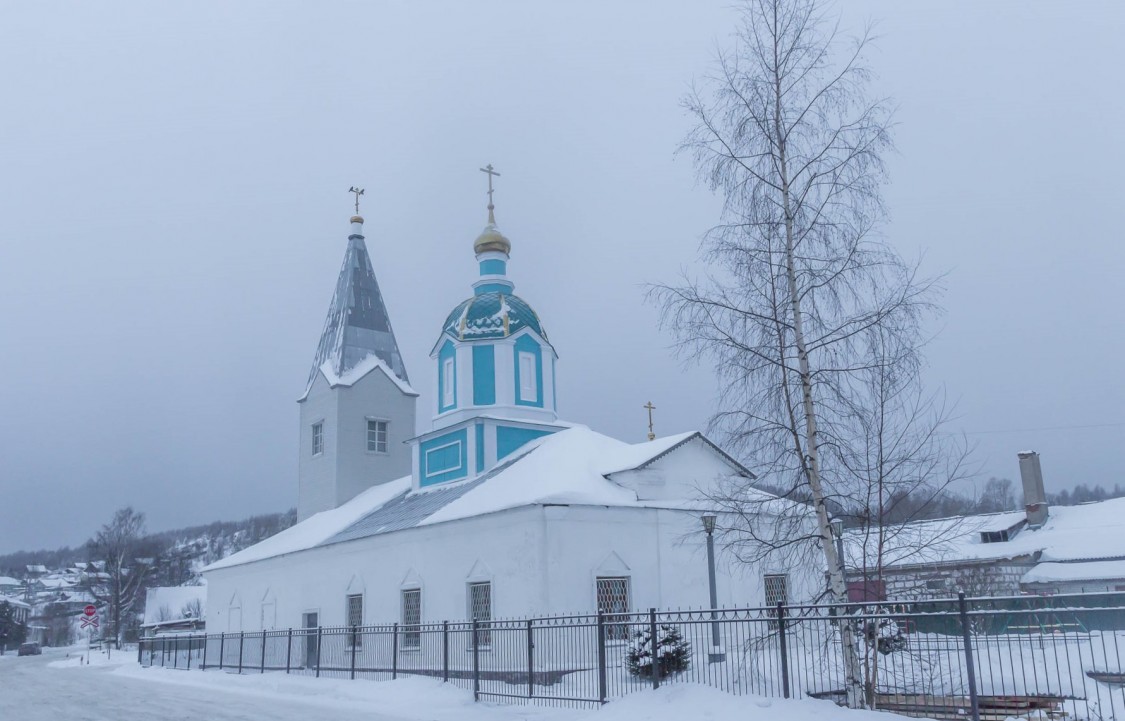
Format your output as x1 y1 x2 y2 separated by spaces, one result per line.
3 645 937 721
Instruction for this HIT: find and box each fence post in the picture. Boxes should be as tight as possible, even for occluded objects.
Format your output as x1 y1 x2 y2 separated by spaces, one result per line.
526 618 534 698
261 632 267 674
286 629 292 673
237 631 244 674
350 626 358 680
391 623 400 680
472 618 481 701
161 636 166 667
200 634 207 670
218 633 225 670
173 635 179 669
315 627 322 678
649 608 659 690
186 635 191 670
777 601 790 699
442 621 450 683
596 612 608 704
958 593 981 721
137 639 143 666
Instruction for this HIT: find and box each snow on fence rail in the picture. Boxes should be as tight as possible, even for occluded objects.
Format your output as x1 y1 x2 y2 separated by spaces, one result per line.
138 592 1125 719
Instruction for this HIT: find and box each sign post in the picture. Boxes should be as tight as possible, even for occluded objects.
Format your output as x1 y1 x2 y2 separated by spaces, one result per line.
80 605 99 664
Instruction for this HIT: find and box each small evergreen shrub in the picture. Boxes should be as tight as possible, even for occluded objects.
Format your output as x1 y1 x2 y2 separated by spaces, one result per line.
865 616 908 655
625 623 691 678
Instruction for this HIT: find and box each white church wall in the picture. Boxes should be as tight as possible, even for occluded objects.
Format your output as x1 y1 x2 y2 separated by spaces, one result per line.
204 502 825 636
334 368 416 507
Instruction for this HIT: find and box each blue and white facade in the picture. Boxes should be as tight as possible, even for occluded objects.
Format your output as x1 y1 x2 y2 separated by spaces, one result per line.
411 211 565 489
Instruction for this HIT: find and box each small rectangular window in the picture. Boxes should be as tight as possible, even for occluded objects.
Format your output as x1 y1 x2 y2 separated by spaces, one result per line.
367 420 388 453
442 358 455 408
468 581 492 647
596 577 630 641
401 588 421 650
518 352 536 402
311 422 324 456
346 593 363 648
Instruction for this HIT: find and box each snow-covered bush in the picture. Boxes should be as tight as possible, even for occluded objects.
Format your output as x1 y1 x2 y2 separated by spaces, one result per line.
864 615 907 655
625 623 691 679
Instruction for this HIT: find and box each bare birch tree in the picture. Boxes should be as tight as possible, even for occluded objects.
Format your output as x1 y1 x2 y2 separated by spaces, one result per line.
651 0 937 706
87 507 155 648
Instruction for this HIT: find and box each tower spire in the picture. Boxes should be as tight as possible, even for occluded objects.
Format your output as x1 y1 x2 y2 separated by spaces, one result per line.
349 186 365 222
479 164 500 224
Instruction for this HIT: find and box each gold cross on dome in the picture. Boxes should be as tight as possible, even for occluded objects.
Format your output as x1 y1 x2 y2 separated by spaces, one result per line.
349 186 365 215
644 401 657 441
479 164 500 221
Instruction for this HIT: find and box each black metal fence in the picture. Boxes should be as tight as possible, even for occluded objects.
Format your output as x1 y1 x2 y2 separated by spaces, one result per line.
139 592 1125 719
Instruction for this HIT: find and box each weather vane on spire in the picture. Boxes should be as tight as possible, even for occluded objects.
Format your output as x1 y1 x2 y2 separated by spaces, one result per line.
479 164 500 223
349 186 365 215
644 401 657 441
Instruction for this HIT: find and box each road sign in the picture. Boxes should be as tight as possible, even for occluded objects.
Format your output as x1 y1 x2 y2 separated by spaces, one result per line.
80 616 99 629
83 604 97 617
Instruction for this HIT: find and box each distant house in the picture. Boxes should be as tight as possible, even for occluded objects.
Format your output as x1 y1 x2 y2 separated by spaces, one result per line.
844 452 1125 599
1 595 31 624
141 586 207 636
0 576 22 595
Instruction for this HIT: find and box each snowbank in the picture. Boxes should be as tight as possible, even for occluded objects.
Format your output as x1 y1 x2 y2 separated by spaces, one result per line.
115 666 922 721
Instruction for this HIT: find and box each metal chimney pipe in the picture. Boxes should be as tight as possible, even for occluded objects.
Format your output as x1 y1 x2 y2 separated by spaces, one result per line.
1017 451 1049 528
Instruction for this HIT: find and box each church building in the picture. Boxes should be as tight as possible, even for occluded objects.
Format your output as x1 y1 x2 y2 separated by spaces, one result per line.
202 175 820 636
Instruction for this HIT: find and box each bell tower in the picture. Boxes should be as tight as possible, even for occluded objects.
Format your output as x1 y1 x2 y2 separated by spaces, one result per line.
297 203 417 520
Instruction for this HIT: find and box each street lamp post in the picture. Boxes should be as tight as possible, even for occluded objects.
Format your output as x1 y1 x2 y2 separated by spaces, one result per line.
702 514 725 662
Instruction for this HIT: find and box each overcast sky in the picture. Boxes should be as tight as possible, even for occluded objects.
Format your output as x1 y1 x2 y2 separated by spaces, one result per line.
1 1 1122 554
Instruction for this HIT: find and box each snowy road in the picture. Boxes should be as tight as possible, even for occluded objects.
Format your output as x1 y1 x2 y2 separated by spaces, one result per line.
0 648 424 721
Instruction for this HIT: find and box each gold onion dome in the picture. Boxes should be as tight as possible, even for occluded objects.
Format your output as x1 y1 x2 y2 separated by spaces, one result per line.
473 209 511 255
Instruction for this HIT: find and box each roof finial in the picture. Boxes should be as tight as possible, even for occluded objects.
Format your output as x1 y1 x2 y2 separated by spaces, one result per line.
479 164 500 224
349 186 365 219
644 401 657 441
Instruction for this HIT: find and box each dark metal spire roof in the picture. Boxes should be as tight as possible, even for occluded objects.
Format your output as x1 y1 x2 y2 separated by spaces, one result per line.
305 220 409 394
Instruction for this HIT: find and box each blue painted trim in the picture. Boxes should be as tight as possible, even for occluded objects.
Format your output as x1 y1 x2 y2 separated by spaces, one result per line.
438 341 457 412
552 357 557 412
474 281 514 296
420 428 468 486
497 425 555 460
513 335 544 408
475 423 485 473
479 259 507 276
472 345 496 405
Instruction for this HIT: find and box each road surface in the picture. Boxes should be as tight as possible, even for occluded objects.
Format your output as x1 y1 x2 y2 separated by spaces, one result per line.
0 647 416 721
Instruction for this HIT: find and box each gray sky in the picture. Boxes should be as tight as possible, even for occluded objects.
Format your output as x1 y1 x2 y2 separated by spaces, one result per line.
1 1 1122 554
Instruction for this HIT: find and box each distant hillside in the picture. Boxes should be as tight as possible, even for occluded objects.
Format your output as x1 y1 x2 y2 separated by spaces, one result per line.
0 509 297 580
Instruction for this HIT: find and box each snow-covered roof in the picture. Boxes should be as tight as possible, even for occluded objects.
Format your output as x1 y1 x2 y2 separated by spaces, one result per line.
206 426 761 572
142 585 207 626
1021 560 1125 585
0 594 30 609
0 576 21 586
845 496 1125 572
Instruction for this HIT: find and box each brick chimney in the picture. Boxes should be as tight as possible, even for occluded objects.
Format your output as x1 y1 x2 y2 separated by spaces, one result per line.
1017 451 1049 528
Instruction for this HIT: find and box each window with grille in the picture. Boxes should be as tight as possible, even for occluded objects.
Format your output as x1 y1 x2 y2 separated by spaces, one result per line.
764 574 788 606
468 582 492 647
401 588 421 649
596 577 630 641
346 593 363 648
311 422 324 456
367 420 388 453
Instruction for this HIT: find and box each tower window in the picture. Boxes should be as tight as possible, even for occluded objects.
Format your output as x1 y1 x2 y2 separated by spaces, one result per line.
311 422 324 456
367 419 388 453
442 357 455 409
518 352 537 402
